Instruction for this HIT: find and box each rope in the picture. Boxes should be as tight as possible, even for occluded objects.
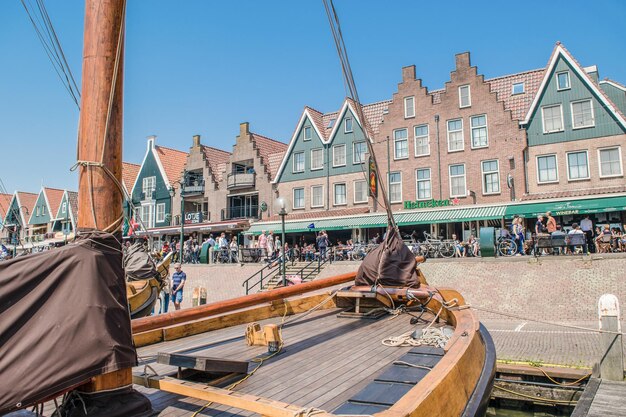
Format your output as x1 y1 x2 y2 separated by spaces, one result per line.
492 384 578 405
533 366 591 386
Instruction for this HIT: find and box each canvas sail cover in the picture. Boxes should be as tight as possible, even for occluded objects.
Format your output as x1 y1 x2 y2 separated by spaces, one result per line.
123 240 159 281
0 233 137 414
355 227 420 288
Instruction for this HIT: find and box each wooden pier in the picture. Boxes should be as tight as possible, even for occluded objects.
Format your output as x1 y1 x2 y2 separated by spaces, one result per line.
571 378 626 417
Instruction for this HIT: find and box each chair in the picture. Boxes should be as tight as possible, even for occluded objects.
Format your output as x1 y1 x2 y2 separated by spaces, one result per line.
567 233 587 254
597 234 612 253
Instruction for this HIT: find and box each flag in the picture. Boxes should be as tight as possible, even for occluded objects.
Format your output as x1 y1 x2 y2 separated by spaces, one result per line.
307 223 315 229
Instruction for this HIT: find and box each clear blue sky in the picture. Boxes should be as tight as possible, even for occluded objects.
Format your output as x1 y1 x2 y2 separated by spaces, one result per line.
1 0 625 193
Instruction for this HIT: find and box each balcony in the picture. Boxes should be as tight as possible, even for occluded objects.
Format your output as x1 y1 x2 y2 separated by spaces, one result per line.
227 172 255 190
182 181 205 196
221 206 259 221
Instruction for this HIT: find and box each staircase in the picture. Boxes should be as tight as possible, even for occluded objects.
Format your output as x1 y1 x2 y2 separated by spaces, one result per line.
241 257 329 295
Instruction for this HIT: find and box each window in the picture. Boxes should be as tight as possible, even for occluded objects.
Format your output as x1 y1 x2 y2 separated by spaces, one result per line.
62 202 67 214
42 205 46 216
571 100 594 129
353 141 367 164
142 176 156 199
311 148 323 170
404 96 415 118
481 160 500 194
156 203 165 222
447 119 464 152
293 188 305 209
567 151 589 180
541 105 564 133
599 147 623 177
333 144 346 167
303 126 312 141
512 82 525 95
141 204 153 227
327 119 336 129
471 115 488 148
537 155 558 183
416 168 432 200
344 118 353 133
292 152 304 173
459 85 471 108
394 129 408 159
557 71 570 90
311 185 324 208
449 164 466 197
414 125 429 156
389 172 402 203
334 183 347 205
354 180 368 203
36 206 40 217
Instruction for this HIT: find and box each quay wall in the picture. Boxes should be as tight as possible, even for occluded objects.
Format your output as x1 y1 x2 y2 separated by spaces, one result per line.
173 254 626 321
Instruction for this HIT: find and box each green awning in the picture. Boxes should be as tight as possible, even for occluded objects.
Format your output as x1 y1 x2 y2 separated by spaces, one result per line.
245 205 506 235
505 196 626 219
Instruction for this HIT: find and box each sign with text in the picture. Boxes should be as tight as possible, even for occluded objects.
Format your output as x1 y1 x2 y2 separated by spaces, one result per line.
184 211 203 224
404 198 460 210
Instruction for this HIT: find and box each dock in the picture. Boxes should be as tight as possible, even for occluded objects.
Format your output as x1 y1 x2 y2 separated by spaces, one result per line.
571 378 626 417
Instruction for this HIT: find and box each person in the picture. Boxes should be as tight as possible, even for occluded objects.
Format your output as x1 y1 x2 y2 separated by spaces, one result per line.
452 234 465 257
410 230 419 243
595 225 613 253
546 211 557 234
372 232 380 245
171 263 186 310
535 215 547 234
580 215 594 253
158 273 171 314
512 217 525 255
467 234 479 257
317 231 329 260
161 241 171 256
567 223 588 254
230 238 239 262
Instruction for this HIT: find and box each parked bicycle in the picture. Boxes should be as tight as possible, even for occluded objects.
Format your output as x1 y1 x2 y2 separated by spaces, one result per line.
496 236 517 257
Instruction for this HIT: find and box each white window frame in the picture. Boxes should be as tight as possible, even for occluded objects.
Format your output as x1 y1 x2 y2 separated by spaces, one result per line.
481 159 500 195
142 176 156 200
388 172 402 204
459 85 471 108
310 148 324 171
36 206 40 217
333 144 346 167
570 99 595 130
311 185 324 208
393 128 409 160
536 154 559 184
293 187 305 210
598 147 624 178
565 150 590 181
470 114 489 149
344 118 353 133
141 203 154 228
62 202 67 214
414 124 430 157
556 70 571 91
404 96 415 118
156 203 166 223
449 164 466 198
353 180 368 204
42 205 46 216
353 141 367 164
447 118 464 152
512 82 525 95
415 168 432 201
292 152 305 173
333 183 347 206
303 126 312 141
541 104 564 134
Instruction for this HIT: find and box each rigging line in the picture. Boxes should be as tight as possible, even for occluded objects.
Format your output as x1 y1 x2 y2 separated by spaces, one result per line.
36 0 81 98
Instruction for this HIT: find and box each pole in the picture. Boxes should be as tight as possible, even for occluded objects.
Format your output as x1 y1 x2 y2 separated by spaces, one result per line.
180 177 185 263
281 210 286 287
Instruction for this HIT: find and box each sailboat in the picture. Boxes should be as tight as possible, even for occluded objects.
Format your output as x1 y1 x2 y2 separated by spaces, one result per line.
0 1 495 416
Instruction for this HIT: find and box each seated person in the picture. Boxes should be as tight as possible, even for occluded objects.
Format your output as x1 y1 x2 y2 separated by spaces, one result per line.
467 234 479 257
452 234 465 257
595 225 613 253
567 223 588 254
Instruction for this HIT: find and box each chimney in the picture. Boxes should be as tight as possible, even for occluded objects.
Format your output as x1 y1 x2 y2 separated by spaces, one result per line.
240 122 250 136
146 135 156 151
401 65 416 82
455 52 471 69
192 134 201 148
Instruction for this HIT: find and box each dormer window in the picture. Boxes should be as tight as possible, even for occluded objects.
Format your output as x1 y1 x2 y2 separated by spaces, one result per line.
512 82 525 95
303 126 312 141
557 71 570 90
327 118 336 128
345 118 353 133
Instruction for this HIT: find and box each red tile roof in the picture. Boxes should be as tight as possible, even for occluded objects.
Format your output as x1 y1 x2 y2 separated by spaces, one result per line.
0 193 12 219
265 207 370 222
305 106 327 140
486 69 546 121
321 99 391 138
67 191 78 221
16 192 38 221
122 162 141 192
155 145 189 187
43 187 66 218
201 146 231 184
522 185 626 201
251 132 288 181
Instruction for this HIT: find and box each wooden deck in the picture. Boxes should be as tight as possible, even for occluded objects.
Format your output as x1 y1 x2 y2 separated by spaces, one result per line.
571 378 626 417
132 308 440 416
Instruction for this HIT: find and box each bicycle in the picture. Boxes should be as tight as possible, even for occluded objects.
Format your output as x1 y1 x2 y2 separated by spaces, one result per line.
496 236 518 257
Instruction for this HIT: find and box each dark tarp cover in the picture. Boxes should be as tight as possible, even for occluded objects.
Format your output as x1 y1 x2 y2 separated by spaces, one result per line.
355 227 420 288
0 233 137 414
123 241 159 281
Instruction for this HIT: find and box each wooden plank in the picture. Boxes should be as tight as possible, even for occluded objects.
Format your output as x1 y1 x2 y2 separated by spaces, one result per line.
586 380 626 417
156 353 249 374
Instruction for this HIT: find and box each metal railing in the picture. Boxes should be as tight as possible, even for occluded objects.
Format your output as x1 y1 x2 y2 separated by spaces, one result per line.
242 254 285 295
227 172 255 190
221 206 259 221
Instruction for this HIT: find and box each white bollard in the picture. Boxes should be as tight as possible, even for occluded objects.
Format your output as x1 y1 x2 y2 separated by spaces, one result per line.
598 294 624 381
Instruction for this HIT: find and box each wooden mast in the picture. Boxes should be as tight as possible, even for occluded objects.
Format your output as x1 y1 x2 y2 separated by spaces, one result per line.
77 0 129 391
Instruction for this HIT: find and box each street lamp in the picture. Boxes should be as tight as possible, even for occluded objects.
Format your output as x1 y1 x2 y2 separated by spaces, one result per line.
274 196 289 287
179 171 187 263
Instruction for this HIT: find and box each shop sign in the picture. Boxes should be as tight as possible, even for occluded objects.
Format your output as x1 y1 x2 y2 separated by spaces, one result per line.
403 198 460 210
184 211 203 224
368 157 378 197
